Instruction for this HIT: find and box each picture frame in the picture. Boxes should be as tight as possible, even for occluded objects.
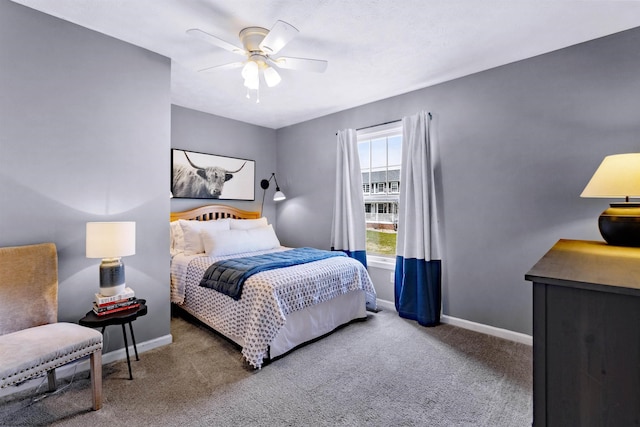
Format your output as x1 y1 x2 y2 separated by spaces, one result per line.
171 149 255 200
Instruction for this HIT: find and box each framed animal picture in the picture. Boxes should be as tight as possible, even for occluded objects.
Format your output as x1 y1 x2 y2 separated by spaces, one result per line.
171 149 255 200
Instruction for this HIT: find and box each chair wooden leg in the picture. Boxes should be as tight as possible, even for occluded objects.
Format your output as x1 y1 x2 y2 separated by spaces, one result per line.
47 369 57 391
90 350 102 410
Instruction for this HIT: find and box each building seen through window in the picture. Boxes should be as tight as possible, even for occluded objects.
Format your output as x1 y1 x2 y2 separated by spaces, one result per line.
357 122 402 258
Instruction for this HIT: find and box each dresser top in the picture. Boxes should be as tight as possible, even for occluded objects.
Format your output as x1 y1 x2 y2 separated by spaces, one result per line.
525 239 640 293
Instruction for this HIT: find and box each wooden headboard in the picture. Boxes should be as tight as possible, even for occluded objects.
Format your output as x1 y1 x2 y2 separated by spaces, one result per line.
170 204 261 222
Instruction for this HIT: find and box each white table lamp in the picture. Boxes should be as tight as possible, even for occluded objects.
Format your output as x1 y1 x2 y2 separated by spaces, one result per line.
86 222 136 296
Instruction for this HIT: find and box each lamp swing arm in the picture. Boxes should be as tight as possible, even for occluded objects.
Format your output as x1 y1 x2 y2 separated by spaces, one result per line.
261 173 273 190
260 173 286 215
260 172 281 191
272 173 282 191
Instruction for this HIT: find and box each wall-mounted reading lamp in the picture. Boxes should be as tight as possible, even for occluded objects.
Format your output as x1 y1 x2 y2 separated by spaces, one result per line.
260 173 286 215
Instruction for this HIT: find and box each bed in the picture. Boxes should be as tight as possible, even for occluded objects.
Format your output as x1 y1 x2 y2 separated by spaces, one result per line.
170 204 377 368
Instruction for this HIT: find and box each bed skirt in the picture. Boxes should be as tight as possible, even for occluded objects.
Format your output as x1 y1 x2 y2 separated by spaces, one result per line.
178 289 367 362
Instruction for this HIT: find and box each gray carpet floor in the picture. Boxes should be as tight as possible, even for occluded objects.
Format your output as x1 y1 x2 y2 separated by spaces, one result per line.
0 309 532 426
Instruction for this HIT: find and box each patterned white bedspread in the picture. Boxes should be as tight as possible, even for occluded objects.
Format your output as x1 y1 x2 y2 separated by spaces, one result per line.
170 247 376 368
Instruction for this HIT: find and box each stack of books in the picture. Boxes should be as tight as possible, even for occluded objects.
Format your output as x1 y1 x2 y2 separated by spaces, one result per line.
93 287 139 316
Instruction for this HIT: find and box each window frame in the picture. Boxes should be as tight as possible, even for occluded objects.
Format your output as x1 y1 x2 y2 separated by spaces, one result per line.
358 121 403 266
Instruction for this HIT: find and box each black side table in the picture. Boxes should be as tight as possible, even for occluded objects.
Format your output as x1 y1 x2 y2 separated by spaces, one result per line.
79 299 148 380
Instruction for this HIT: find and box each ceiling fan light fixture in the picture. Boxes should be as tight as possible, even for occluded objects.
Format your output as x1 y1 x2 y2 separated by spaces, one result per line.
242 60 260 93
188 20 327 101
244 75 259 90
263 66 282 87
241 60 258 80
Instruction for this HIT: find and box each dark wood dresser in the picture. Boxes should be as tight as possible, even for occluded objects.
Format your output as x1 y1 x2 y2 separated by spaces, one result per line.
526 239 640 427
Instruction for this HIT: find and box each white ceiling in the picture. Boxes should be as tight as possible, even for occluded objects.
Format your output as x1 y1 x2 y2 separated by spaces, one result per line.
11 0 640 129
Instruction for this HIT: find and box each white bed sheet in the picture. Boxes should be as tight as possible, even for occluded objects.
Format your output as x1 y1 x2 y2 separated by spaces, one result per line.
170 248 376 368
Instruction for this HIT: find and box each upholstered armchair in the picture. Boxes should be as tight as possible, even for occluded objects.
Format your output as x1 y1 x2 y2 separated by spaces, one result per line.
0 243 103 410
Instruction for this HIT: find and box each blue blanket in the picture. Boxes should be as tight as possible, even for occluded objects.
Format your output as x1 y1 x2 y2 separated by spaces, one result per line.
199 247 347 300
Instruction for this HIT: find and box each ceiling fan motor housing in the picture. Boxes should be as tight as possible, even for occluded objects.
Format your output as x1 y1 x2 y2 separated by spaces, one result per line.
239 27 269 53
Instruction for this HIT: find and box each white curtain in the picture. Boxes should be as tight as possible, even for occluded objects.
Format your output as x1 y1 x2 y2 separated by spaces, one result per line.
394 111 442 326
330 129 367 267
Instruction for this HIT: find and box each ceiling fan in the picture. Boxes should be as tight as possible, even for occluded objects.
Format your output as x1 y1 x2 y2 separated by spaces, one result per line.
187 20 328 102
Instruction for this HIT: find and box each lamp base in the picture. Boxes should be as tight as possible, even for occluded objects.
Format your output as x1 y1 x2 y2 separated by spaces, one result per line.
100 283 126 297
598 204 640 247
99 258 126 296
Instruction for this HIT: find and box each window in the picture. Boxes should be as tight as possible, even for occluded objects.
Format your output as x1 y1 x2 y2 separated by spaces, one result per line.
358 122 403 259
373 182 386 194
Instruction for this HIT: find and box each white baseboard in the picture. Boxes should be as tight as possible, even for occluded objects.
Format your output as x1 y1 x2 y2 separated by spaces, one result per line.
376 298 532 346
99 333 173 365
0 334 173 399
440 315 532 346
375 298 395 311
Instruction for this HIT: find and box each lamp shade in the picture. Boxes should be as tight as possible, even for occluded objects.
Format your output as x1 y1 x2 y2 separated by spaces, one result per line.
581 153 640 198
86 222 136 259
263 66 282 87
241 61 258 80
242 61 259 90
273 190 286 201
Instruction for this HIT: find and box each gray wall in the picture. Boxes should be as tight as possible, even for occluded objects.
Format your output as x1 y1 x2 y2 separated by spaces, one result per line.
276 26 640 335
171 106 278 225
0 2 172 351
4 0 639 340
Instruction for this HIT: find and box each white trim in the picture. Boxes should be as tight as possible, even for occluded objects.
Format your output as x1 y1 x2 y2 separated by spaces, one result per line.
376 298 395 311
357 121 403 140
375 298 532 346
441 315 532 346
99 334 173 365
367 256 396 270
0 334 173 398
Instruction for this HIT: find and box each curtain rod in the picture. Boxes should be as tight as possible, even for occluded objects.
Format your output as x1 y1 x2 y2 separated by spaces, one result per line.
335 113 432 135
335 119 399 136
356 119 401 132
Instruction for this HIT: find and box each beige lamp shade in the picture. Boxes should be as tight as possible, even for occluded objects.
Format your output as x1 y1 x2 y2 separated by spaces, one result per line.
581 153 640 198
86 222 136 259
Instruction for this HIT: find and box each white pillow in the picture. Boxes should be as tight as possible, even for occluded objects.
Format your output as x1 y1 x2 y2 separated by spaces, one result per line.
170 221 185 256
229 217 268 230
202 224 280 257
179 219 230 256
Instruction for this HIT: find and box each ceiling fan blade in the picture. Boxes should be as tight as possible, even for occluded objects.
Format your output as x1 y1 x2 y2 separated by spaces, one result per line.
259 20 299 55
271 56 328 73
187 28 246 56
198 61 245 73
